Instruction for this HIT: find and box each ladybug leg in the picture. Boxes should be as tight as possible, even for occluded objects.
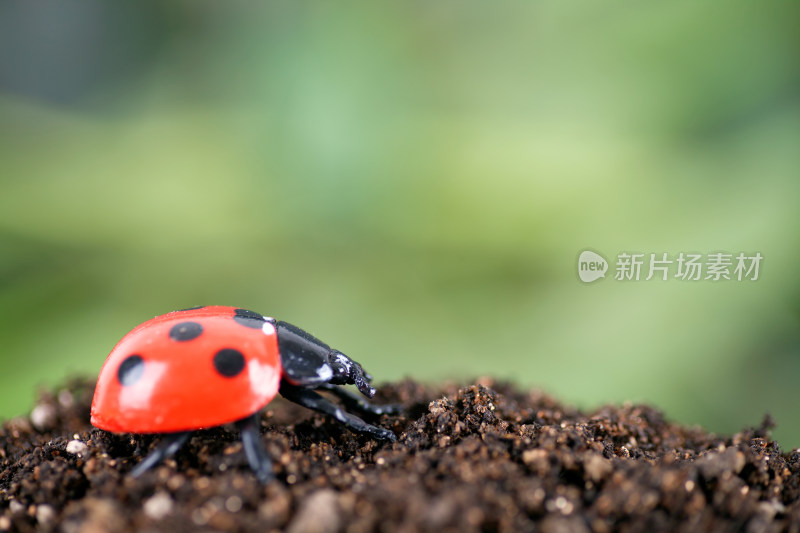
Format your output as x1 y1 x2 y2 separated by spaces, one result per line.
130 431 191 478
279 382 397 442
316 383 403 416
236 415 273 484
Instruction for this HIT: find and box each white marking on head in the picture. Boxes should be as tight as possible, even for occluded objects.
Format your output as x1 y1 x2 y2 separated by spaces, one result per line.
317 365 333 381
262 322 276 336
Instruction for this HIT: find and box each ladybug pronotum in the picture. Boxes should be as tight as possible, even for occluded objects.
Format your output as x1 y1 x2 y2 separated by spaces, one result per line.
91 306 397 482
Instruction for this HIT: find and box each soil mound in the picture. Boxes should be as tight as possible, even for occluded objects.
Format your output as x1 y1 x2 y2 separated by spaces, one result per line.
1 378 798 532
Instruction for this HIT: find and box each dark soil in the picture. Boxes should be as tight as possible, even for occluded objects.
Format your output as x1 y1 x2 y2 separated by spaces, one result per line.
2 378 800 533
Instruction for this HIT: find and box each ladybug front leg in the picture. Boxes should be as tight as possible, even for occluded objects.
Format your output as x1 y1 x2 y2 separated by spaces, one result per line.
316 383 402 417
279 382 397 442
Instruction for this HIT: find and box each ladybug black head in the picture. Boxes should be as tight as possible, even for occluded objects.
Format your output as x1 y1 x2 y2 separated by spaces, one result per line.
276 321 375 397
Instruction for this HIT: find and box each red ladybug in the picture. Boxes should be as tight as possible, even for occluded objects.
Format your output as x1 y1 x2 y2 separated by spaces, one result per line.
91 306 397 482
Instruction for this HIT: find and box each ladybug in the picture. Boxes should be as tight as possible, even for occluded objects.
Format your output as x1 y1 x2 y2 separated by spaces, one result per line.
91 306 397 483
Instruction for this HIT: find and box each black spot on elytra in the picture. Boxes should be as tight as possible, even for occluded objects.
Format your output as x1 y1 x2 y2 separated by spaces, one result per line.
213 348 246 377
118 355 144 386
233 308 266 329
169 321 203 341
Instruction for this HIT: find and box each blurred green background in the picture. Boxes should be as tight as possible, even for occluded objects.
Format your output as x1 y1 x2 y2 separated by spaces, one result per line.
1 2 799 445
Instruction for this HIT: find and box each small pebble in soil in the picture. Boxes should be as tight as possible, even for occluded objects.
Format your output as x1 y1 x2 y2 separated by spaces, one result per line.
35 505 56 526
143 493 174 521
65 440 88 456
29 404 56 432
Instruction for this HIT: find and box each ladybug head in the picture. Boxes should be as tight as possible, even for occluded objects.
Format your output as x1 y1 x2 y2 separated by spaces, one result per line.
329 350 375 397
276 321 376 397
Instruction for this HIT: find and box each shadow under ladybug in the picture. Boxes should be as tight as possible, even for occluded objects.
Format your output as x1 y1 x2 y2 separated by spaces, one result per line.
90 306 399 483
